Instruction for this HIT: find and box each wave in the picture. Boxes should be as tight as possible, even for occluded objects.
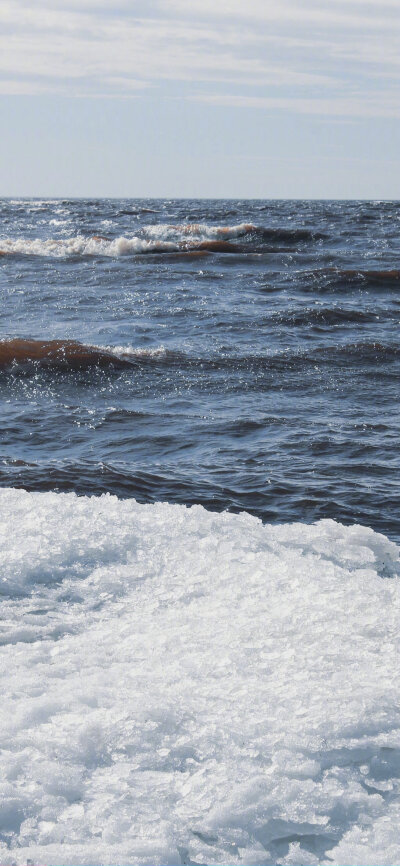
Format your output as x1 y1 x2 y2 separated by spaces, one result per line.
0 488 399 865
273 306 381 326
0 222 329 258
8 198 61 206
1 337 398 375
181 341 400 370
0 339 138 370
144 222 255 239
339 268 400 281
321 340 400 360
258 226 328 242
281 267 400 296
119 207 159 215
0 223 253 258
305 267 400 284
0 236 180 257
198 343 400 372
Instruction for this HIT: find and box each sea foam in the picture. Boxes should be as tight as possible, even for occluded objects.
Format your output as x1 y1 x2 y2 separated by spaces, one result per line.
0 488 399 865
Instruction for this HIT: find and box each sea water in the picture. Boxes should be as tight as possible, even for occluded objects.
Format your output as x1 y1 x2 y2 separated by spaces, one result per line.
0 199 399 865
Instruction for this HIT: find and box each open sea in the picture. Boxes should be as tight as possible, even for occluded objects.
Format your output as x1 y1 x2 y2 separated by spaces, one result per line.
0 199 400 866
0 197 399 538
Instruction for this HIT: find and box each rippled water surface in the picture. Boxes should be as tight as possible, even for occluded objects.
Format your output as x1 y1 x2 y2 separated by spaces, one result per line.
1 198 399 538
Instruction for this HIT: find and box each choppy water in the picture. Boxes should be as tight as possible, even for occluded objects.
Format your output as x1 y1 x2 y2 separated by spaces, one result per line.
1 199 400 866
1 198 399 538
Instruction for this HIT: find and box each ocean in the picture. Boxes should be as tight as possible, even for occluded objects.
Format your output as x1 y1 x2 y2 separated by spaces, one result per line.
0 199 399 866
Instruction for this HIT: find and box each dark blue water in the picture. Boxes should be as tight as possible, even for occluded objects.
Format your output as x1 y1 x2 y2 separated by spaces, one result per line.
1 198 399 538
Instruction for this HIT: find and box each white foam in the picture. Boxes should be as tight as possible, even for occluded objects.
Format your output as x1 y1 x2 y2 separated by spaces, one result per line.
0 236 178 257
142 222 256 240
102 344 168 360
0 488 399 865
8 199 61 206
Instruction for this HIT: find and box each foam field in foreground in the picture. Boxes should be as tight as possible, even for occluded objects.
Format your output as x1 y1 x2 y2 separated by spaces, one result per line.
0 489 399 865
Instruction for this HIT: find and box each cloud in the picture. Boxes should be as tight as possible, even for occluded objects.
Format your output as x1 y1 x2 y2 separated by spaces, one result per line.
0 0 399 118
194 92 400 119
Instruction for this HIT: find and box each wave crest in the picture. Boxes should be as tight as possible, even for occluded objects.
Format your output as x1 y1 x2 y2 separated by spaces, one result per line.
0 339 132 370
0 223 255 258
0 222 326 258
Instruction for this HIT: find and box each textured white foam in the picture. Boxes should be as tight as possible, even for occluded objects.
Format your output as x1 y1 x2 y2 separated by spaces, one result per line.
102 344 168 359
143 222 255 240
0 488 399 865
8 199 61 206
0 236 178 257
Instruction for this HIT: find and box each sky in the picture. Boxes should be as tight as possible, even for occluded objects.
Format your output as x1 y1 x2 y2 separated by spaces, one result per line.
0 0 399 198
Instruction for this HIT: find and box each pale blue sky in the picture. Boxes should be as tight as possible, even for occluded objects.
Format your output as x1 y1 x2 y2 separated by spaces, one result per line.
1 0 399 198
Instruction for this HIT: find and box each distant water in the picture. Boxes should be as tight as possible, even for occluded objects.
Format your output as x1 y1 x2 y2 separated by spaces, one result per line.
1 198 399 538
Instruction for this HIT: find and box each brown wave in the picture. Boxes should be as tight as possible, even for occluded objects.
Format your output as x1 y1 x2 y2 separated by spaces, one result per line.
195 240 239 252
259 227 328 242
155 250 211 262
0 339 132 370
338 269 400 280
149 240 239 255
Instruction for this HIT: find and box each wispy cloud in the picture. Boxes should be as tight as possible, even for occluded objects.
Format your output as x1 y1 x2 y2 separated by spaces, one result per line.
196 92 400 119
0 0 399 116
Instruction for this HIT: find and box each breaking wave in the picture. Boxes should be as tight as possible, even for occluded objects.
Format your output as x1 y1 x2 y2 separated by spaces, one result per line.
0 235 180 257
1 337 398 375
0 339 132 370
0 222 328 258
0 339 172 371
0 223 253 258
